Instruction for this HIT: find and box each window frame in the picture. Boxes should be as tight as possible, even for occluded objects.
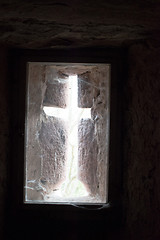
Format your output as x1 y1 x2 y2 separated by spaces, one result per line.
9 47 125 226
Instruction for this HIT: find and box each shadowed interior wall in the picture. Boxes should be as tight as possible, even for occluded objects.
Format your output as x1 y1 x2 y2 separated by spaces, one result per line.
123 41 160 239
0 47 9 239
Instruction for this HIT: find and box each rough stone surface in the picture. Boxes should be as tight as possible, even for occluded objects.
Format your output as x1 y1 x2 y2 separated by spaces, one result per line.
0 1 159 48
43 66 68 108
39 117 67 191
25 64 46 200
78 72 93 108
25 64 68 199
78 66 110 201
123 41 160 239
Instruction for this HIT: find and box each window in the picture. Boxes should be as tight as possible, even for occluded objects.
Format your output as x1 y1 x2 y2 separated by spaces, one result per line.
24 62 110 204
10 48 123 220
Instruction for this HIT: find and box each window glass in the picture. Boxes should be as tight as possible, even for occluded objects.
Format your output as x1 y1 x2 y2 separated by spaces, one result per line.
24 63 110 204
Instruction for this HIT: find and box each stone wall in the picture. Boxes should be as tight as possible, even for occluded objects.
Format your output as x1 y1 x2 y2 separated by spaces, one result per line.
0 1 159 48
0 47 9 239
123 40 160 239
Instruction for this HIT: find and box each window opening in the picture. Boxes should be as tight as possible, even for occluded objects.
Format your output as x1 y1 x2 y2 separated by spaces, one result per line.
24 63 110 204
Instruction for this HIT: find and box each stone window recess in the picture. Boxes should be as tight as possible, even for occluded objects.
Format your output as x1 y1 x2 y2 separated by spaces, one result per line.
24 62 110 204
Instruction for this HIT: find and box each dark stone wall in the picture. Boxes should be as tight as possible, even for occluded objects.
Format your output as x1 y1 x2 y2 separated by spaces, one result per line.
0 40 160 239
0 47 9 240
0 0 159 48
123 40 160 239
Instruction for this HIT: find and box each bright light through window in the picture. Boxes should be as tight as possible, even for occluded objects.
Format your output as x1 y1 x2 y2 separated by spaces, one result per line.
24 63 110 204
43 75 90 199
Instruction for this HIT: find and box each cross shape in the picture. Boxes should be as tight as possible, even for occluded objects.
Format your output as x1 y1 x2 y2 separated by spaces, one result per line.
43 75 91 198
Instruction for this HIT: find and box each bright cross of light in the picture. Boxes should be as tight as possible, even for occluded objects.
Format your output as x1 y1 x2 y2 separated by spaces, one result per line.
43 75 91 199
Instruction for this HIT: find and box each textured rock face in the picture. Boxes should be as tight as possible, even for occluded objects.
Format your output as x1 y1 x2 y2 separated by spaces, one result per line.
78 67 110 200
39 118 67 189
123 41 160 239
43 67 68 108
25 64 68 200
0 0 159 48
